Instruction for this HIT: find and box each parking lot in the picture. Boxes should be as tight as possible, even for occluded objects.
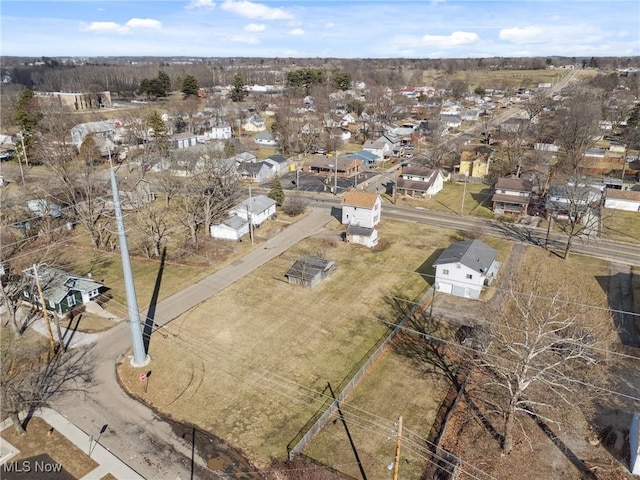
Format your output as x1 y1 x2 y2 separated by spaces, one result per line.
280 170 379 194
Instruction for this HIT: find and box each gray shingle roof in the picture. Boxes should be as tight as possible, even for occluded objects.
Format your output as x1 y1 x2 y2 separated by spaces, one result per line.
232 194 276 215
23 265 103 303
346 225 375 237
433 240 497 274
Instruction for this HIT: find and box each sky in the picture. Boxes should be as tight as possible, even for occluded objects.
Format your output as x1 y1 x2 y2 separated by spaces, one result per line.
1 0 639 58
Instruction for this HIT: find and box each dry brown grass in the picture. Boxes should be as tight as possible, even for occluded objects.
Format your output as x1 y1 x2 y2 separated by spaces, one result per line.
118 219 458 468
602 209 640 244
1 417 98 479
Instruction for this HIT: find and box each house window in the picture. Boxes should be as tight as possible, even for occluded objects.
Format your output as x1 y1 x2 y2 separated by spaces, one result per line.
67 295 76 308
466 274 473 279
442 269 449 275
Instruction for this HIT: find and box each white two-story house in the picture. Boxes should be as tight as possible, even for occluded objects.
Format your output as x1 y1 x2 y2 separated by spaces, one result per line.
341 191 381 228
396 167 445 198
433 239 501 300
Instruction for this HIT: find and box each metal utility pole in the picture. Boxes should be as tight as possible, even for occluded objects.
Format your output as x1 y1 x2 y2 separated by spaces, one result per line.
248 185 254 245
392 416 403 480
32 264 58 355
333 161 338 195
110 167 150 367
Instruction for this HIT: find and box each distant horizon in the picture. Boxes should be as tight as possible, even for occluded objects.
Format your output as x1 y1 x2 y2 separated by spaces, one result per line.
1 1 638 59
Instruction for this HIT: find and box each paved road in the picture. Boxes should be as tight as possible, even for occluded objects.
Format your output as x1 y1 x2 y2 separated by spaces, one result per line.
305 196 640 266
52 208 332 480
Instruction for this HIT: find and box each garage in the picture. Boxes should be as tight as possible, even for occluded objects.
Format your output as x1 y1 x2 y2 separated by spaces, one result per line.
437 282 453 294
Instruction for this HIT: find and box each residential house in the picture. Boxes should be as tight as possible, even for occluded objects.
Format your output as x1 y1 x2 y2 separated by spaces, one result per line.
208 122 232 140
234 151 257 163
328 127 352 142
534 142 559 152
341 191 381 228
458 147 492 178
228 194 276 226
254 131 277 146
362 138 391 160
433 240 501 300
264 155 288 175
460 108 481 122
238 161 274 183
304 155 362 178
491 177 532 215
345 224 378 248
243 114 266 132
22 265 104 316
171 132 198 149
546 183 603 219
285 256 336 288
440 114 462 128
210 215 249 241
396 167 445 198
501 117 528 133
70 120 123 148
604 188 640 212
346 151 379 168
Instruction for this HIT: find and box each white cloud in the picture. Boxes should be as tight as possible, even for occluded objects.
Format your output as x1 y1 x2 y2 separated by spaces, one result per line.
324 22 334 29
289 28 304 36
186 0 216 9
499 26 544 44
125 18 162 29
228 34 259 44
84 22 128 34
97 7 105 12
421 31 479 47
82 18 162 34
244 23 265 32
221 0 294 20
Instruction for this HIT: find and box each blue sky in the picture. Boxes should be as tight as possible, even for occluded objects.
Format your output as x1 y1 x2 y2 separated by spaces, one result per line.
1 0 639 58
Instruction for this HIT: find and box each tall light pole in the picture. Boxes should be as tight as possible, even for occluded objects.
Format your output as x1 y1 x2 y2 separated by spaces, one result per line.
460 172 469 215
110 164 150 368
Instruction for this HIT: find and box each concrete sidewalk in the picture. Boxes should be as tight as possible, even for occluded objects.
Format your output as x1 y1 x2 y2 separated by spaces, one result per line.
0 408 144 480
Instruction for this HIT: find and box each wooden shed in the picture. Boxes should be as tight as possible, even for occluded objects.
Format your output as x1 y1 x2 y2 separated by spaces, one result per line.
285 256 336 288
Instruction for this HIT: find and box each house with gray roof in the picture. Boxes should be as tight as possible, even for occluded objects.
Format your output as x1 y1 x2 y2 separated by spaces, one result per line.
238 161 274 183
210 215 249 241
22 265 104 316
433 239 500 300
228 194 276 226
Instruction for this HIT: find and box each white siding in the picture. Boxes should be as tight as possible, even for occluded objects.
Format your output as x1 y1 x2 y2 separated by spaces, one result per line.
434 263 485 299
604 199 640 212
341 198 381 228
210 223 249 240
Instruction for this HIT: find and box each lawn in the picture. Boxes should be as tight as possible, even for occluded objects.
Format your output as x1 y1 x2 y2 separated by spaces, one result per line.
397 181 494 218
1 417 98 480
454 69 570 89
304 350 451 480
602 208 640 244
118 219 459 467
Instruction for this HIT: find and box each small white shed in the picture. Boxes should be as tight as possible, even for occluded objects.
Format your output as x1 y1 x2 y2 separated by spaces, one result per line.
210 215 249 241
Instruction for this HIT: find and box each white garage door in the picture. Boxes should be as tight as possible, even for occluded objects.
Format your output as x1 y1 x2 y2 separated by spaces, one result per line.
438 282 453 294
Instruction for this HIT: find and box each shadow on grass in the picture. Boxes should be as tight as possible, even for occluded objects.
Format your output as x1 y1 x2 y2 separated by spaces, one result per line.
531 414 598 480
415 248 444 285
143 247 166 353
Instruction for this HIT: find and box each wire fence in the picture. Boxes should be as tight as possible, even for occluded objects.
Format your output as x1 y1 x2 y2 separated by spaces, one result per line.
287 286 435 460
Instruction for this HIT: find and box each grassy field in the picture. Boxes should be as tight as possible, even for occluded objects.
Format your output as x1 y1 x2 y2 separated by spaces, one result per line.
455 69 570 89
397 181 494 218
1 416 98 479
602 209 640 244
118 219 460 468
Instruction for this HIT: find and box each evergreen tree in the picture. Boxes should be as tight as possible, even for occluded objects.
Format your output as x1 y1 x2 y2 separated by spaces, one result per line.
181 75 199 96
13 89 40 163
231 73 247 102
146 110 169 155
223 140 236 158
157 70 171 93
268 178 285 207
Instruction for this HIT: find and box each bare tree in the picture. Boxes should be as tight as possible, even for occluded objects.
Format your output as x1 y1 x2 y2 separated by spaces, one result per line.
134 203 171 259
471 267 603 453
1 335 93 434
547 182 603 259
0 266 32 336
554 88 602 175
496 121 530 177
